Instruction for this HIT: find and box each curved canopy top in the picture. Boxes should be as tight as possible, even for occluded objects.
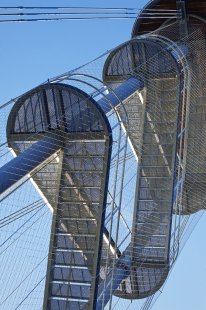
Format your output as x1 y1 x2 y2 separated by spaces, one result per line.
7 83 111 149
132 0 206 37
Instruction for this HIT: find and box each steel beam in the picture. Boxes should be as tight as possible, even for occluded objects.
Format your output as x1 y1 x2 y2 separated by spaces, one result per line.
176 0 188 37
98 77 144 114
0 132 64 196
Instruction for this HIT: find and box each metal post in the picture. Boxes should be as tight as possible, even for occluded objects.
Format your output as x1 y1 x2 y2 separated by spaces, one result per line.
176 0 188 38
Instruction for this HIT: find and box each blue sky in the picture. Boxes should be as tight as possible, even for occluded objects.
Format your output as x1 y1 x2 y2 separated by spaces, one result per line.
0 0 206 309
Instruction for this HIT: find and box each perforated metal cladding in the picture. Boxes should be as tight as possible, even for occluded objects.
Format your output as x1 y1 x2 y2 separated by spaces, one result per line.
147 21 206 215
10 84 104 136
6 83 112 310
47 140 107 309
103 39 177 161
102 38 180 299
178 26 206 215
104 40 176 83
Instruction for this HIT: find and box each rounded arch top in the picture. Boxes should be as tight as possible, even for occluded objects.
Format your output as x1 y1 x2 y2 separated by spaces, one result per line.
132 0 206 37
7 82 112 148
103 36 180 86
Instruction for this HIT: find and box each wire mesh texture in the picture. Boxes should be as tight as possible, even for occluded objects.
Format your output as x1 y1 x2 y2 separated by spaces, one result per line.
0 8 206 310
10 85 112 310
0 52 134 310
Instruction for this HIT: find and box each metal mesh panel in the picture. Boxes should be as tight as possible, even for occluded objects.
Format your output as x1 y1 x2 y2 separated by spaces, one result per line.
102 35 182 300
6 83 112 310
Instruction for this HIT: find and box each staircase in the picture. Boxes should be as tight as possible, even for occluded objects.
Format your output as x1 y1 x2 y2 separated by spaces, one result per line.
129 77 179 297
6 83 113 310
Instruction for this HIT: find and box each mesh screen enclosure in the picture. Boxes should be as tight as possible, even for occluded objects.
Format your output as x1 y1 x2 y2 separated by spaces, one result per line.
0 4 206 310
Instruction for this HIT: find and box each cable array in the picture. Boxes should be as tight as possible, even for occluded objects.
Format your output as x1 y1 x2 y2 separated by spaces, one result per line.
0 6 179 23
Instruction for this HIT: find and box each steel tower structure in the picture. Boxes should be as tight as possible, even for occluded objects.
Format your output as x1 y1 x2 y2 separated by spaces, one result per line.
1 0 206 309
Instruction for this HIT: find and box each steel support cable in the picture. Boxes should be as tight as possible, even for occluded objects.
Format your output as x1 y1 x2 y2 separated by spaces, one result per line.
0 49 108 111
0 12 178 17
0 6 178 12
0 16 178 23
0 204 45 248
112 297 120 309
108 139 128 310
141 295 155 310
14 276 46 310
0 210 48 307
0 142 7 148
0 255 48 306
0 201 45 229
170 217 190 262
105 190 135 229
103 167 137 224
0 206 46 251
0 217 48 294
0 199 42 225
0 141 8 154
178 213 204 254
0 32 175 110
140 212 206 310
0 198 42 222
110 151 135 168
0 149 12 159
0 98 20 110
